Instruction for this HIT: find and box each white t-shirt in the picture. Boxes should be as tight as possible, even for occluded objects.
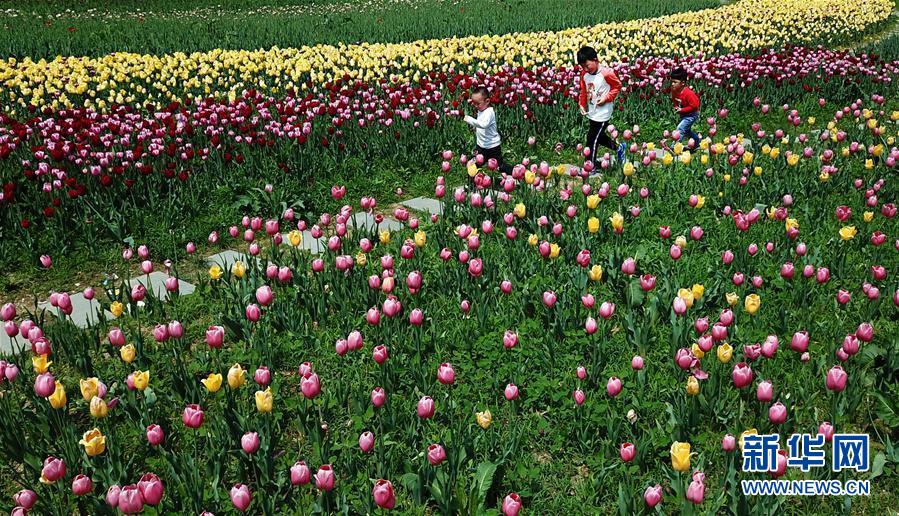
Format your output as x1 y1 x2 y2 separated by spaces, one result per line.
464 107 501 149
582 69 617 123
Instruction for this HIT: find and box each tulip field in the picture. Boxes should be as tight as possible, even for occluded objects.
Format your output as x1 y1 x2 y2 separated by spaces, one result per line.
2 0 899 514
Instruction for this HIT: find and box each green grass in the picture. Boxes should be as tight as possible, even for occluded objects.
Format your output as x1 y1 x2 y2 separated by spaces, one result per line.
0 0 720 57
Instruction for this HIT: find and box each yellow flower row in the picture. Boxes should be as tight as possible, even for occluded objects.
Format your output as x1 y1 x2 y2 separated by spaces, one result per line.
0 0 891 111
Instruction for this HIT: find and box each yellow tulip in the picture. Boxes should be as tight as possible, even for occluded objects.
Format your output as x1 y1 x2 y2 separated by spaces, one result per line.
527 234 538 246
414 230 427 247
231 260 246 278
769 147 780 160
549 243 560 259
132 370 150 391
587 217 600 233
700 154 709 165
80 378 100 402
120 344 136 363
785 218 799 231
609 212 624 232
839 226 857 241
256 387 274 413
476 410 493 429
670 441 691 472
623 161 635 177
202 373 223 393
209 264 223 280
717 343 733 363
694 195 705 209
673 142 683 155
753 166 763 176
467 162 478 178
586 194 600 209
691 344 705 359
686 375 700 395
677 288 695 308
819 171 830 182
288 230 303 247
228 363 246 389
675 235 687 249
49 381 67 409
110 301 124 318
32 354 52 374
524 171 536 185
79 428 106 457
742 151 754 165
863 211 874 223
726 292 739 307
787 154 800 166
355 252 367 267
662 153 674 166
90 396 108 418
691 283 704 300
514 203 526 218
379 230 391 245
588 264 603 282
744 294 761 315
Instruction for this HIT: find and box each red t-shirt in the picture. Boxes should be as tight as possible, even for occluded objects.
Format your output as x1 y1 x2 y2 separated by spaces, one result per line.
672 86 700 115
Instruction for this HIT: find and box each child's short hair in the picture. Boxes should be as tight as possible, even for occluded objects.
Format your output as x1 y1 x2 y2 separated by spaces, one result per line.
576 46 598 65
471 86 489 99
670 68 688 81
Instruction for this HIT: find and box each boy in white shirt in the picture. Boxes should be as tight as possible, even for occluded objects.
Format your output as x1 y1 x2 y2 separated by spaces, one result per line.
576 46 627 168
463 86 512 173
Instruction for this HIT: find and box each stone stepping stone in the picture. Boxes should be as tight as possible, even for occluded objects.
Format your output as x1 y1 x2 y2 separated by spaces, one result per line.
351 212 403 233
37 293 115 329
125 271 196 302
206 250 249 269
401 196 444 215
1 334 28 356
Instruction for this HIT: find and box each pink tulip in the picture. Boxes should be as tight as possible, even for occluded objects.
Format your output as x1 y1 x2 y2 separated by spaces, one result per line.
756 380 773 402
769 402 787 424
437 363 455 385
686 475 705 504
573 389 586 405
504 383 519 401
819 421 835 442
542 291 557 308
428 444 447 466
722 434 736 451
825 365 847 391
13 490 36 510
502 493 522 516
230 483 252 512
606 376 622 397
503 330 518 349
599 302 615 320
40 255 52 268
732 362 753 388
417 396 435 418
359 431 375 453
206 325 224 349
621 257 636 275
791 331 809 353
644 484 663 507
301 372 321 398
620 442 636 462
315 465 335 491
72 474 93 496
371 387 386 408
118 485 144 514
182 404 204 428
372 345 389 365
34 372 55 397
1 303 16 321
137 473 163 505
372 479 396 509
670 244 682 260
241 432 260 454
347 330 363 351
291 461 312 485
146 424 165 446
41 456 66 483
632 355 644 370
673 296 687 315
855 322 873 342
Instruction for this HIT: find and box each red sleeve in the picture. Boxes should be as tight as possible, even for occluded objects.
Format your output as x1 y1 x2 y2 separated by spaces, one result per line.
602 68 622 103
578 72 587 109
678 88 700 114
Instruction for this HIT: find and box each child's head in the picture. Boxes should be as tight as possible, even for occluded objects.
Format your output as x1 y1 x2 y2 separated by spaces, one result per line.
470 86 490 112
670 68 688 90
576 46 600 74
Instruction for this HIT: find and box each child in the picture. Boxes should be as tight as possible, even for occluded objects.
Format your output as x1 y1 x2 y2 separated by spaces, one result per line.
463 86 512 174
669 68 701 148
576 46 626 168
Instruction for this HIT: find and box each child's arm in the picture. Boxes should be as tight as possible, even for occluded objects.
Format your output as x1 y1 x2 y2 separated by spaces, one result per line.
464 108 494 129
578 73 588 115
598 69 622 105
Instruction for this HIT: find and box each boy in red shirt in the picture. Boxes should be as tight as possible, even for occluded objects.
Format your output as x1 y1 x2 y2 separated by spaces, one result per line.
670 68 701 148
577 46 626 168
